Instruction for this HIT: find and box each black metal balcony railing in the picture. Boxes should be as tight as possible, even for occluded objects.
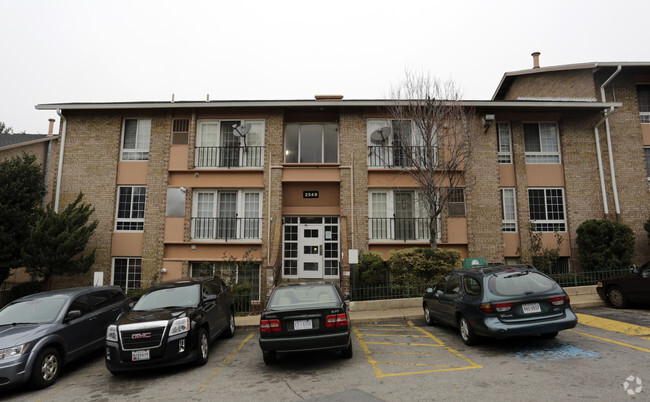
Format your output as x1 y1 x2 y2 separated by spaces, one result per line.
192 217 262 241
368 217 429 241
195 146 264 168
367 145 430 168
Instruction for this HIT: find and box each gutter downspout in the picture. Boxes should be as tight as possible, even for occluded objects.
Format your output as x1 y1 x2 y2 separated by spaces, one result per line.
599 65 622 216
593 108 617 215
54 109 67 212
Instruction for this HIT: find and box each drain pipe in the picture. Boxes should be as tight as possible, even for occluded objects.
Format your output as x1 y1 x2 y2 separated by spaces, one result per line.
600 65 622 215
54 109 67 212
593 107 617 215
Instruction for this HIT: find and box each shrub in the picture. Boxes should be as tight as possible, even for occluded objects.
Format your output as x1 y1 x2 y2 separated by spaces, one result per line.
125 287 149 302
356 251 387 287
4 281 44 305
232 282 252 313
387 248 461 286
576 219 635 271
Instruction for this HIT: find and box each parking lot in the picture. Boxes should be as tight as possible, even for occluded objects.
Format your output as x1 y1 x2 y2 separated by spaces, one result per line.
4 306 649 401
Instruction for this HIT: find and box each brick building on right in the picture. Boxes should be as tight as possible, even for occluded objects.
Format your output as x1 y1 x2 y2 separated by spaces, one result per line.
492 56 650 270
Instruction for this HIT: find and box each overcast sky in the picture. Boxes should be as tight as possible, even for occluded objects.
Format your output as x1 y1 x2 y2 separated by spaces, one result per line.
2 0 649 134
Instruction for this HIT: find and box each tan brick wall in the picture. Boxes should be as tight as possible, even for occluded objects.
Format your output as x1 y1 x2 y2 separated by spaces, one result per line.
502 70 598 100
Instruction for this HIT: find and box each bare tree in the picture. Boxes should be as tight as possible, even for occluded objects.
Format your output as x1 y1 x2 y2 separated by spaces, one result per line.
371 72 480 249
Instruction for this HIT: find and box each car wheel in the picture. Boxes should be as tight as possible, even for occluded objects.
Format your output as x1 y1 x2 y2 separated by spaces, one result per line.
30 347 60 389
223 310 235 338
341 339 353 359
195 328 209 366
540 331 558 339
458 316 480 346
607 286 628 309
423 304 434 326
263 351 276 365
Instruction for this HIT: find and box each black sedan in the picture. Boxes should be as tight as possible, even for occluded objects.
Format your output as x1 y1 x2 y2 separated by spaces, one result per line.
0 286 130 389
596 262 650 308
105 277 235 373
422 265 577 345
259 282 352 365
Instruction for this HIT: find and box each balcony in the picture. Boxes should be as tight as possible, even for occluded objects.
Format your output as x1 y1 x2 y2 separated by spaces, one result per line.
192 217 262 241
367 145 430 168
195 146 264 168
368 217 430 241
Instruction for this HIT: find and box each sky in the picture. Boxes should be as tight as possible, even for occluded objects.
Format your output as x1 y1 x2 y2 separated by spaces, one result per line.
1 0 649 134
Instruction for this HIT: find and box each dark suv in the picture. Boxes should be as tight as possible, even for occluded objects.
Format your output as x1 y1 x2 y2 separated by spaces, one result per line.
105 277 234 373
0 286 130 389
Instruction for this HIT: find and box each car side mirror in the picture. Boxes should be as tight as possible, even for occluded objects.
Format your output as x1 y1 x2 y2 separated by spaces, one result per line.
426 288 433 294
204 294 217 302
64 310 82 322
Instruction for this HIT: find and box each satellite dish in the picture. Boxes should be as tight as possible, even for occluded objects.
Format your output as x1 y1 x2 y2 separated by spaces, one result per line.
232 123 251 137
370 126 391 144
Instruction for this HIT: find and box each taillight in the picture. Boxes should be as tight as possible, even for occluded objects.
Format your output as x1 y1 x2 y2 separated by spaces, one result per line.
325 313 348 328
479 303 494 313
493 302 513 312
549 296 566 306
260 319 281 333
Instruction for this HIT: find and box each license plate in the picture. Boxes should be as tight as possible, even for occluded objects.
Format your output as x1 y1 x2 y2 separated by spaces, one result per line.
294 319 312 330
522 303 542 314
132 350 150 361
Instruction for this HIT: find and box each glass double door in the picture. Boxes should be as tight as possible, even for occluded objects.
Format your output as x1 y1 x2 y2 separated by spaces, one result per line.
298 224 324 278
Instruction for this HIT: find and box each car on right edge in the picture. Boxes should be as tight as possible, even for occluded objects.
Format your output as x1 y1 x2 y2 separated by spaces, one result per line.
596 261 650 308
422 265 577 345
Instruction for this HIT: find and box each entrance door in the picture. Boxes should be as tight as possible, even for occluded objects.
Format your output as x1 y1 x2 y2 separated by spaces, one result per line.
298 224 323 278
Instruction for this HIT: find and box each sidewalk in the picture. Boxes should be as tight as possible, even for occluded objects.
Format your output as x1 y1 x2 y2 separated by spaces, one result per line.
235 285 604 329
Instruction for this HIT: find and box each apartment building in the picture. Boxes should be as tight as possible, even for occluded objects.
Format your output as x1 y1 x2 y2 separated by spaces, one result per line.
35 59 650 302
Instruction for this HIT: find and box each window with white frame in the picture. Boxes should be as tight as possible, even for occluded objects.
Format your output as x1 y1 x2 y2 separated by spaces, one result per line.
523 123 561 164
368 189 437 241
112 257 142 291
497 122 512 163
645 147 650 186
528 188 566 232
500 188 517 232
637 85 650 123
196 119 264 167
284 123 338 163
190 261 261 302
121 119 151 161
116 186 146 231
192 189 262 240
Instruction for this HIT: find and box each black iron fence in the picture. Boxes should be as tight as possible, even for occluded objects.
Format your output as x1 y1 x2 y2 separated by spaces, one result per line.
367 145 430 168
195 146 264 168
192 217 262 241
369 217 429 241
549 267 631 287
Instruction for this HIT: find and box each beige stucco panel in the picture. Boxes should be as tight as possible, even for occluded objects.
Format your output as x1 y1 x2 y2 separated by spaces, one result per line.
499 164 516 187
169 146 188 171
503 232 521 256
446 217 468 244
160 261 183 280
168 171 264 188
282 167 340 182
642 124 650 146
164 243 263 261
525 164 565 187
164 217 184 243
116 162 148 185
111 232 144 256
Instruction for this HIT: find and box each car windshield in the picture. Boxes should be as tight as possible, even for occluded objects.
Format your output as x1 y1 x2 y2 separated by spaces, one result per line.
0 297 67 325
488 270 557 297
268 285 339 308
133 284 200 311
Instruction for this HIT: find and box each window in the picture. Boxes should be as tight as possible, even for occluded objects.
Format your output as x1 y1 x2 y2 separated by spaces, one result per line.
192 189 262 240
368 190 437 241
116 186 146 231
645 147 650 186
447 188 465 217
528 188 566 232
190 261 261 302
523 123 560 164
196 119 264 167
284 123 338 163
500 188 517 232
637 85 650 123
172 118 190 145
497 122 512 163
112 258 142 291
121 119 151 161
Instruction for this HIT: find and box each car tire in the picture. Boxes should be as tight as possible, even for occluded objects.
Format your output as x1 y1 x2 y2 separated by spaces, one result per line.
263 351 276 365
458 316 480 346
607 286 628 309
540 331 558 339
341 340 353 359
223 310 235 339
195 327 209 366
30 347 60 389
423 304 435 326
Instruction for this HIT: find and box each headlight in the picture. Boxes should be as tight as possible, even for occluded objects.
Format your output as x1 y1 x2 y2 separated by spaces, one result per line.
106 325 118 342
169 317 190 336
0 343 29 360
